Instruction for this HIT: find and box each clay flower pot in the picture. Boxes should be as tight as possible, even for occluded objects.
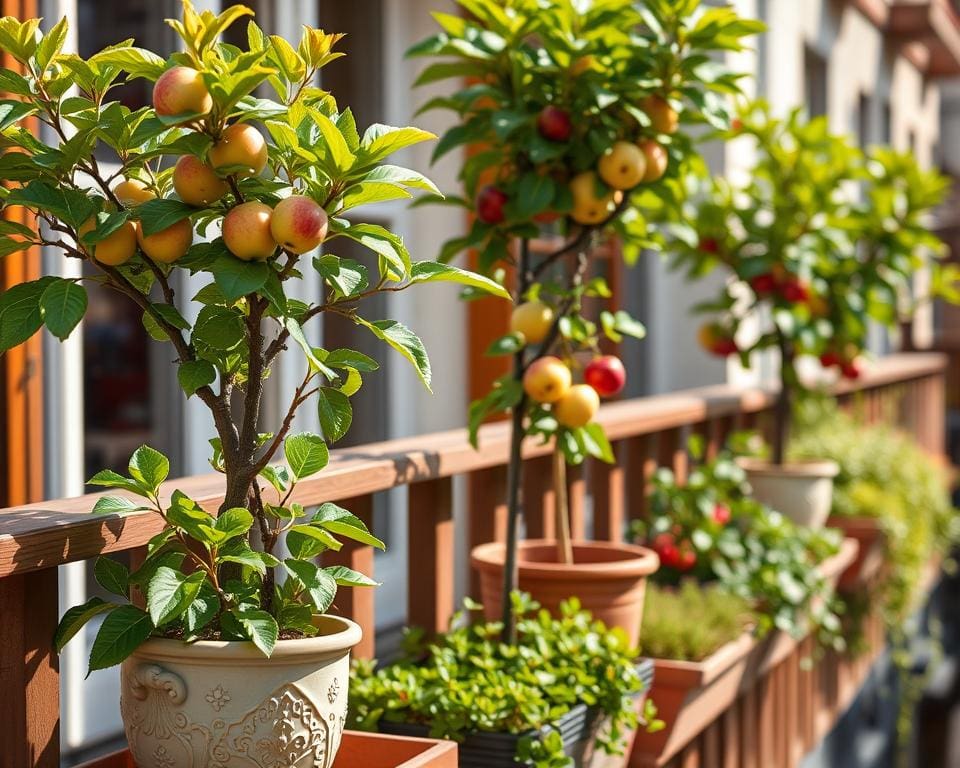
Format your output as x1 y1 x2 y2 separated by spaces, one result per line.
736 457 839 529
120 615 361 768
471 539 659 647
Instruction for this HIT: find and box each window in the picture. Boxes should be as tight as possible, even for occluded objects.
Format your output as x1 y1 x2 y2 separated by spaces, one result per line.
804 46 828 118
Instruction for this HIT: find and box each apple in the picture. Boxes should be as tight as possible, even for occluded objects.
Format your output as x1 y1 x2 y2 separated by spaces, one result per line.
137 218 193 264
638 140 668 182
553 383 600 428
270 195 329 254
642 94 679 135
522 356 571 404
652 532 680 569
698 236 720 255
749 272 778 295
677 545 697 572
476 185 508 224
840 360 862 380
152 66 212 121
598 141 646 190
713 504 731 525
173 155 229 207
222 201 277 261
78 217 137 266
209 122 268 178
569 171 622 225
113 179 155 207
819 351 841 368
780 277 810 303
537 106 572 142
510 301 554 345
697 322 738 357
584 355 626 397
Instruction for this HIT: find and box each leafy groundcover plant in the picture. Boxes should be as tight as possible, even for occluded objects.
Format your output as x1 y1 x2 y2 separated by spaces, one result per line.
0 2 507 670
349 593 657 768
631 441 844 648
409 0 763 632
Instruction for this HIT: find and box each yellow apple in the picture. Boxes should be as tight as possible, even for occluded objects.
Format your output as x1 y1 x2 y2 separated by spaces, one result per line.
642 95 679 135
113 179 156 207
270 195 329 254
209 123 268 178
222 201 276 261
510 301 554 345
78 217 137 267
554 384 600 428
522 356 572 404
137 218 193 264
598 141 647 190
569 171 622 225
173 155 229 207
152 66 212 121
639 140 668 183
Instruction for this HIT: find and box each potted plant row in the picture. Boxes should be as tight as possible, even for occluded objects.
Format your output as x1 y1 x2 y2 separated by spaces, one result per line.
627 441 857 766
0 4 510 767
411 0 763 646
658 102 954 529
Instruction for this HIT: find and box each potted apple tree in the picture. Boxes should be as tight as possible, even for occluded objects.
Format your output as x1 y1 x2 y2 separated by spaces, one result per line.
660 101 952 528
408 0 764 642
0 5 507 768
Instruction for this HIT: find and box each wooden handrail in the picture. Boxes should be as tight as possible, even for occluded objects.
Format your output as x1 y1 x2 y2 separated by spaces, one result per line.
0 352 946 579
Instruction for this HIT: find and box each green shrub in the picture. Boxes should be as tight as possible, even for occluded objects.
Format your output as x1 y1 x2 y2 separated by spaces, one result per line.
791 398 958 623
639 582 753 662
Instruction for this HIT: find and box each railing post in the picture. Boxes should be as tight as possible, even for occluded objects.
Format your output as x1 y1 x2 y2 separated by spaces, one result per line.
407 477 454 634
522 455 556 540
0 569 60 767
590 442 625 543
625 434 658 522
467 466 508 597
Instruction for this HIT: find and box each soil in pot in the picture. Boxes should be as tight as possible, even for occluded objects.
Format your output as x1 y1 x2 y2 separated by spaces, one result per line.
471 539 659 647
736 457 839 529
120 615 361 768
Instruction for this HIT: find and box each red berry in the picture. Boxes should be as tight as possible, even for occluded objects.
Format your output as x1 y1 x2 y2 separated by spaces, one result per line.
840 361 861 380
780 278 810 303
660 544 680 569
713 338 739 357
698 237 720 254
750 273 778 295
819 351 841 368
476 185 508 225
713 504 731 525
584 355 626 397
731 118 744 132
537 105 573 142
678 547 697 572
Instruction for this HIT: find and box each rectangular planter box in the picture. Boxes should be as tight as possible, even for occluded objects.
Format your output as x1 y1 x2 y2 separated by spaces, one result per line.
827 515 887 589
73 730 458 768
630 538 858 768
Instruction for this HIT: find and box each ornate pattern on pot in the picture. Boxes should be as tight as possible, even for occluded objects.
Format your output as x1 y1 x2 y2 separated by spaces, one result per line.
120 615 361 768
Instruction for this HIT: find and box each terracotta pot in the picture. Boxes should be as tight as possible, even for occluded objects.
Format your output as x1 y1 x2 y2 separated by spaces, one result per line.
120 615 361 768
471 539 659 647
737 457 839 529
826 515 887 589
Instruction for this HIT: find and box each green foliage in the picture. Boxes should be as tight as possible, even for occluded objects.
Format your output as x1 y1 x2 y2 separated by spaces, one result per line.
791 398 958 625
349 594 651 768
639 582 753 662
632 446 844 647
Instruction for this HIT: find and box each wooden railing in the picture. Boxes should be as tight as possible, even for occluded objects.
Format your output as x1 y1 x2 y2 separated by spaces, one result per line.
0 352 947 766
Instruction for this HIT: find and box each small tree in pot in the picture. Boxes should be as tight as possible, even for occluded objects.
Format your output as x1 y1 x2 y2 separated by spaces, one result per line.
658 101 954 527
409 0 763 641
0 4 506 767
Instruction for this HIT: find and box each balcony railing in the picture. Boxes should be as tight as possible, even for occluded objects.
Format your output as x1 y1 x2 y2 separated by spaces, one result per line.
0 352 947 767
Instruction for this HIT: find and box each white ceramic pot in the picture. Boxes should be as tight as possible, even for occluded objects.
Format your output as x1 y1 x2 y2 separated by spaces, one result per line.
736 457 839 529
120 615 361 768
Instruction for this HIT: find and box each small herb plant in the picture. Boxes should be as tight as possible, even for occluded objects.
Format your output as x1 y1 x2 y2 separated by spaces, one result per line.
632 442 844 646
410 0 763 635
656 102 956 464
349 593 657 768
639 582 753 662
0 3 507 672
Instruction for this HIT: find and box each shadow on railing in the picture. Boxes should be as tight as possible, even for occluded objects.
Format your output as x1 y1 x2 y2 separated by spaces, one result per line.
0 352 948 767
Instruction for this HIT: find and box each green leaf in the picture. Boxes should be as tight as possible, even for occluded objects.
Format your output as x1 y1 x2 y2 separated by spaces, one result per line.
193 305 245 350
324 565 379 587
338 223 410 280
581 423 615 464
409 261 510 299
54 597 115 652
184 581 219 635
215 507 254 540
315 254 368 297
339 182 412 212
284 432 329 479
128 445 169 493
87 605 154 674
323 348 379 372
317 387 352 443
89 46 166 81
138 198 194 237
284 558 337 613
0 278 55 351
0 99 37 131
231 608 278 657
360 124 436 162
355 318 431 391
5 181 95 228
40 279 87 340
212 252 270 301
166 491 218 543
363 164 441 195
92 495 148 515
313 502 385 549
217 538 276 574
87 469 149 497
314 110 355 173
284 317 336 378
486 332 525 356
511 173 556 220
178 360 216 397
286 524 342 559
94 557 130 598
259 464 291 494
146 567 206 626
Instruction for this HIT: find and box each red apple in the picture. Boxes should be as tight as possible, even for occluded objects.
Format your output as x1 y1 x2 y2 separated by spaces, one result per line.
819 351 841 368
698 323 738 357
537 105 572 142
713 504 731 525
841 360 862 380
584 355 626 397
476 185 508 225
750 273 778 295
780 277 810 303
678 545 697 572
